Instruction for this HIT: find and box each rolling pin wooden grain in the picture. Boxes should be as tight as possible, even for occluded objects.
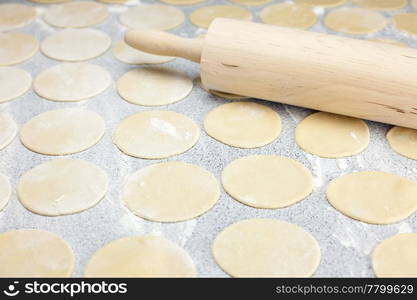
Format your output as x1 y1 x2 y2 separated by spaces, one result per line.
125 18 417 129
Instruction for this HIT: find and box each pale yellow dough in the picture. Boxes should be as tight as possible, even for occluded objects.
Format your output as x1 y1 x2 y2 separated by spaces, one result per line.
0 4 37 32
413 0 417 9
369 38 407 47
204 102 281 148
29 0 70 3
34 63 111 102
222 155 313 208
198 78 247 100
0 67 32 103
324 7 387 34
0 114 18 151
98 0 129 3
117 66 193 106
0 32 39 66
44 1 109 28
160 0 207 4
0 174 11 212
260 3 317 29
372 233 417 278
0 229 74 277
352 0 406 11
213 219 321 277
393 13 417 36
113 111 199 159
123 161 219 222
189 5 252 29
20 108 105 155
120 4 185 30
327 171 417 224
41 29 111 62
112 40 175 65
228 0 272 6
387 126 417 160
17 159 108 216
294 0 346 7
85 235 196 277
295 112 370 158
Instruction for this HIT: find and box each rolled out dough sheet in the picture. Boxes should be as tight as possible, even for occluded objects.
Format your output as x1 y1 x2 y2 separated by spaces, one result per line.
260 3 317 29
0 229 74 277
0 32 39 66
112 40 175 65
0 67 32 103
393 13 417 36
294 0 346 7
85 235 197 277
189 5 252 29
212 219 321 277
228 0 272 6
0 174 11 212
387 126 417 160
0 4 37 32
352 0 406 10
0 113 18 151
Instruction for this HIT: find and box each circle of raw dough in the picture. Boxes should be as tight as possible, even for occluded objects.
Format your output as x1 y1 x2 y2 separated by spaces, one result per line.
0 174 11 212
372 233 417 278
120 4 184 30
198 78 247 100
387 126 417 160
352 0 406 11
20 108 105 156
295 112 370 158
0 229 74 277
222 155 313 208
368 38 407 47
204 102 281 148
44 1 109 28
213 219 321 277
0 4 37 32
123 161 220 222
0 113 18 151
260 3 317 29
393 13 417 36
34 63 111 102
324 7 387 34
17 159 108 216
160 0 207 5
326 171 417 224
189 5 252 29
117 66 192 106
0 32 39 66
113 110 199 159
85 235 196 277
41 29 111 62
112 40 175 65
0 67 32 103
294 0 346 7
227 0 272 6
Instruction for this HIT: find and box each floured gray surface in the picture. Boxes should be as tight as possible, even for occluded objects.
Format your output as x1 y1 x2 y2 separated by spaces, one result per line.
1 0 417 278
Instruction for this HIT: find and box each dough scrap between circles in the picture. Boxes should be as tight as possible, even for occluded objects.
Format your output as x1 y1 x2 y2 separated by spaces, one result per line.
295 112 370 158
117 66 193 106
0 174 11 212
0 229 74 277
160 0 207 5
0 113 18 151
44 1 109 28
368 38 407 47
213 219 321 277
387 126 417 160
222 155 313 208
34 63 111 102
372 233 417 278
189 5 252 29
112 40 175 65
120 4 185 30
326 171 417 224
294 0 346 7
393 13 417 36
0 32 39 66
227 0 272 6
17 159 108 216
260 3 317 29
85 235 197 277
324 7 387 35
352 0 406 11
0 4 37 32
204 102 281 148
20 108 105 156
113 111 199 159
0 67 32 103
41 29 111 62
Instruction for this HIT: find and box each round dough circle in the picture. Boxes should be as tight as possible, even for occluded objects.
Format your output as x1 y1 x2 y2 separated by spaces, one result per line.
120 4 184 30
0 113 18 150
17 159 108 216
227 0 272 6
85 235 196 277
20 108 105 156
372 233 417 278
393 13 417 36
387 126 417 160
0 32 39 66
204 102 281 148
324 7 387 34
0 4 37 32
112 40 175 65
369 38 407 47
113 110 199 159
123 161 219 222
352 0 406 11
260 3 317 29
41 29 111 62
44 1 109 28
0 229 74 277
160 0 207 4
295 112 370 158
34 63 111 102
198 78 247 100
213 219 321 277
189 5 252 29
294 0 346 7
117 66 192 106
222 155 313 208
0 174 11 212
0 67 32 103
327 171 417 224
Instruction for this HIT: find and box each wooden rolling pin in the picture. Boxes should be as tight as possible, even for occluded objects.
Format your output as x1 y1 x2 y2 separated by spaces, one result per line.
125 18 417 129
